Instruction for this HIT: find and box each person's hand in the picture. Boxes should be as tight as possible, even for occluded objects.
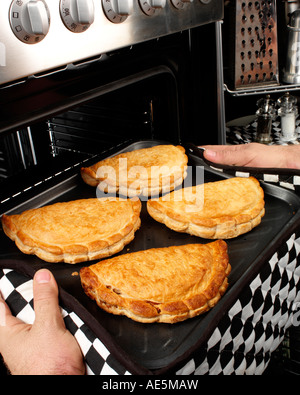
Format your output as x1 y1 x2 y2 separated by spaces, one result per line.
0 269 85 375
201 143 300 170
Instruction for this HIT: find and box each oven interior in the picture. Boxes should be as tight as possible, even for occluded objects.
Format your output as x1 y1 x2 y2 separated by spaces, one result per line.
0 73 178 206
0 25 220 214
0 73 180 213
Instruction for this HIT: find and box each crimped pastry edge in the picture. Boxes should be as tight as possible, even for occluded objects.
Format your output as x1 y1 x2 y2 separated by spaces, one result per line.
80 240 231 324
147 204 265 239
1 198 141 264
80 145 188 197
147 177 265 239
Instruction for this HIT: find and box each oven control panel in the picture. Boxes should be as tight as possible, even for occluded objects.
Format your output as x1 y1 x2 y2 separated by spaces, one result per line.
60 0 95 32
0 0 222 86
9 0 51 44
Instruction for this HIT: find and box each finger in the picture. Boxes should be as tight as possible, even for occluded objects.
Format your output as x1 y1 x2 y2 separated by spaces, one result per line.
0 297 7 327
33 269 65 329
0 290 20 328
201 145 250 166
0 290 27 360
201 145 230 151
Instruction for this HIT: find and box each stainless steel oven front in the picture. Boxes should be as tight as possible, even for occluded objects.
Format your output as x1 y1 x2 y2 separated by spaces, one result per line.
1 0 222 85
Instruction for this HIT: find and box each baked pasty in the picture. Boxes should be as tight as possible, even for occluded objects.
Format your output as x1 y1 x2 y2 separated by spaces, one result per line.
147 177 265 239
81 145 188 197
80 240 231 324
1 198 141 264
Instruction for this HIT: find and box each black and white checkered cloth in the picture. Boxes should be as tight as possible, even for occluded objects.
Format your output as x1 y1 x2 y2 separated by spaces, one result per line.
206 165 300 194
225 120 300 193
226 119 300 146
176 232 300 374
0 268 131 376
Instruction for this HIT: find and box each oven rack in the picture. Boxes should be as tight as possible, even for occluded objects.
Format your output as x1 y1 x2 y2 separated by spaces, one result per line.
0 138 133 215
0 85 157 214
0 155 91 211
0 128 38 183
47 102 152 157
0 147 8 181
224 82 300 97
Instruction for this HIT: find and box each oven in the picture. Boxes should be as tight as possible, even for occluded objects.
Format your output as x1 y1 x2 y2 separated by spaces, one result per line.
1 0 300 377
0 0 225 212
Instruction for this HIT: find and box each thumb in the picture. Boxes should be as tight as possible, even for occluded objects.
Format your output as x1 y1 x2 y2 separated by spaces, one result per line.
33 269 64 329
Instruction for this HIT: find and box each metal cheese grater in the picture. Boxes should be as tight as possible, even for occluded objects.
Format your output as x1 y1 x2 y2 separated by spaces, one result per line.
231 0 280 90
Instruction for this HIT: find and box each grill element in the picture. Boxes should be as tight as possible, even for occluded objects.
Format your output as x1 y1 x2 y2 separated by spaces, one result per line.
232 0 279 90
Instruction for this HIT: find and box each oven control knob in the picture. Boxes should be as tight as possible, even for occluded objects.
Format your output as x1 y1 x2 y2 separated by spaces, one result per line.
139 0 166 16
102 0 133 23
170 0 194 9
60 0 95 33
9 0 50 44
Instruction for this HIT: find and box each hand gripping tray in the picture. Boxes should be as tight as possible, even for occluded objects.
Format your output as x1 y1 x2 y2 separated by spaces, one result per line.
1 140 300 374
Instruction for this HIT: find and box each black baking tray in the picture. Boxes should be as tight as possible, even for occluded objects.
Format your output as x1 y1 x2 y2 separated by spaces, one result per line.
1 139 300 373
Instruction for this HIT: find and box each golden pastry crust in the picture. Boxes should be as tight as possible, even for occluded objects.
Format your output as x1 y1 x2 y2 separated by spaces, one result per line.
80 240 231 324
81 145 188 197
147 177 265 239
1 198 141 264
